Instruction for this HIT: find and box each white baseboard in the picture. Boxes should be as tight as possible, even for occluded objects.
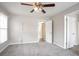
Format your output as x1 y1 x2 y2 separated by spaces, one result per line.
53 42 65 49
0 43 9 53
9 41 39 45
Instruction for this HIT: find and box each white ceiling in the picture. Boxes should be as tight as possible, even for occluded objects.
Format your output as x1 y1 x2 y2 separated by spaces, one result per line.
0 2 78 18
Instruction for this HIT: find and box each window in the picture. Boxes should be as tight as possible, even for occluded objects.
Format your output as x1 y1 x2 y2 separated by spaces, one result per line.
0 13 8 44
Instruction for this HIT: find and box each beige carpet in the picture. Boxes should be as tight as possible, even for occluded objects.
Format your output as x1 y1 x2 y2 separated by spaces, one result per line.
0 42 78 56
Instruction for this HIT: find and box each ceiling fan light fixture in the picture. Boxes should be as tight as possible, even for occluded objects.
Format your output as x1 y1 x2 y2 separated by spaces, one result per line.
34 7 38 11
34 7 42 13
39 8 42 11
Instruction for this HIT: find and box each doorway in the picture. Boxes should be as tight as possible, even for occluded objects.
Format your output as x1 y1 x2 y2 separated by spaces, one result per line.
64 10 79 49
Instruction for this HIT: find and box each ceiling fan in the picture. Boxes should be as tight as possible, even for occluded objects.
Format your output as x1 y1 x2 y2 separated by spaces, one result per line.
21 2 55 14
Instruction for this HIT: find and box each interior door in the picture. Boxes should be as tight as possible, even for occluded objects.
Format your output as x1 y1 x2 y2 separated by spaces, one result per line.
66 16 77 48
46 20 52 43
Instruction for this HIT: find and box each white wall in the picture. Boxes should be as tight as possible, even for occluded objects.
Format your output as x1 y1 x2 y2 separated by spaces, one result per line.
53 15 64 48
76 15 79 45
52 3 79 48
9 15 39 44
77 22 79 44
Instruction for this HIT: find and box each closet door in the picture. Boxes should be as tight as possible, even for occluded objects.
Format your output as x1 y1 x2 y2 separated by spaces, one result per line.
65 16 77 48
46 20 52 43
22 20 38 43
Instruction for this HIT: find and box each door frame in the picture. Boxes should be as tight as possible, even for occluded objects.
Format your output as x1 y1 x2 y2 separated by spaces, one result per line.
64 15 67 49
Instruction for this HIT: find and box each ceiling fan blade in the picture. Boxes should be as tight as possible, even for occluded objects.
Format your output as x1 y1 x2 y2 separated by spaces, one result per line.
43 3 55 7
21 3 33 6
41 9 46 14
30 9 34 13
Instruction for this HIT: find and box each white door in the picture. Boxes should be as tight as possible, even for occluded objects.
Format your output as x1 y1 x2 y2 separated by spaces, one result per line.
66 16 77 48
46 20 52 43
